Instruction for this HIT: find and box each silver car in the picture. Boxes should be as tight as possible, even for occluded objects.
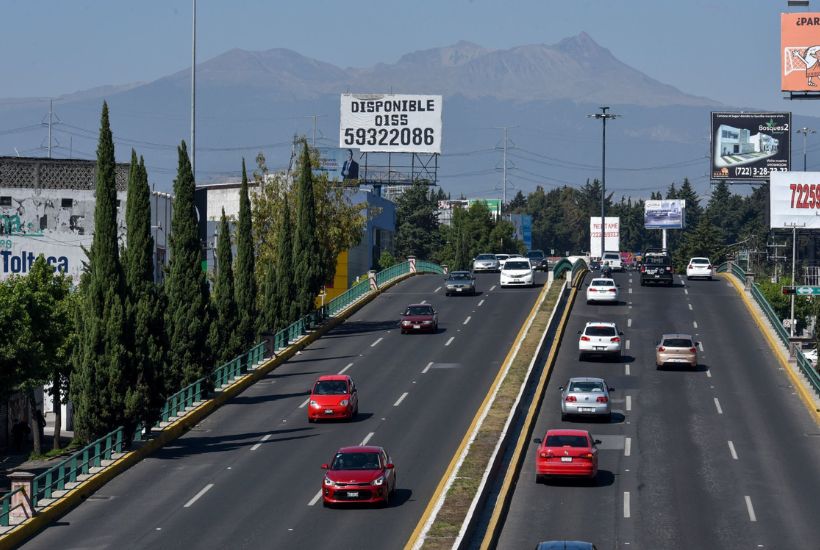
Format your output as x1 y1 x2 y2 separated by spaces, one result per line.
560 377 613 421
473 253 500 272
444 271 476 296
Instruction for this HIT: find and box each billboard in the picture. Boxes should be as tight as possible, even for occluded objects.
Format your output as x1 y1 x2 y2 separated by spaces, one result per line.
781 13 820 92
340 94 442 154
644 199 686 229
590 217 619 259
710 112 791 181
314 147 362 181
770 171 820 229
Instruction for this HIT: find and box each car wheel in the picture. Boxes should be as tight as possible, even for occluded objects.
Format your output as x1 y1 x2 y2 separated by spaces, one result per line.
604 413 612 423
687 276 691 281
708 276 712 281
322 499 331 508
657 363 663 370
352 403 359 418
579 352 586 361
535 474 544 484
561 413 568 421
614 353 622 363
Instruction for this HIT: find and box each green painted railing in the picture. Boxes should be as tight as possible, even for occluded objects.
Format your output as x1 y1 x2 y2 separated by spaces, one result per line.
716 261 746 282
0 488 24 527
375 262 409 286
552 258 573 280
571 258 589 288
416 260 445 274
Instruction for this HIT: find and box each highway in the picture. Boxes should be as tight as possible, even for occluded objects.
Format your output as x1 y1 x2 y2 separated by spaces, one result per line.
21 271 546 550
494 271 820 549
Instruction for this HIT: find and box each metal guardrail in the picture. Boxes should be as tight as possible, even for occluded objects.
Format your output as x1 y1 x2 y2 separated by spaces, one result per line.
716 261 746 282
551 258 573 280
570 258 588 288
0 488 24 527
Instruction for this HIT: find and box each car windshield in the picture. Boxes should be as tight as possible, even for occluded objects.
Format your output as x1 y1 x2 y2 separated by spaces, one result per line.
504 261 530 270
591 280 614 287
569 381 605 393
663 338 693 348
476 254 496 260
603 254 619 261
585 326 616 337
405 306 433 316
545 435 588 447
314 380 348 395
691 258 710 264
495 254 509 259
448 275 471 282
645 256 668 265
526 251 544 259
331 452 381 470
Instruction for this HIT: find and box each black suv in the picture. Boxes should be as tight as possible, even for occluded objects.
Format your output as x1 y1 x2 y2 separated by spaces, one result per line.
640 249 673 286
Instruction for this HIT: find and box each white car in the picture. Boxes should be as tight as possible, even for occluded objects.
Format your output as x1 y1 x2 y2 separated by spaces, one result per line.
578 322 623 361
586 278 619 304
499 258 534 287
473 253 500 272
601 251 623 272
495 254 511 269
686 257 713 280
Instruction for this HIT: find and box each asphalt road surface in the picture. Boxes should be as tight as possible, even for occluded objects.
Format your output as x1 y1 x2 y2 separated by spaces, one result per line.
495 271 820 549
21 271 546 550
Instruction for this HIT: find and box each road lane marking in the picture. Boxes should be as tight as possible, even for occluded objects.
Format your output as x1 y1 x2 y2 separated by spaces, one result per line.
698 341 704 352
688 303 693 310
420 300 427 304
308 490 323 506
360 432 375 446
684 288 689 295
298 398 310 409
394 392 409 407
626 395 632 411
745 496 757 522
625 339 631 350
463 316 471 325
625 364 630 376
434 287 441 293
624 437 631 457
184 484 214 508
627 318 632 328
445 336 455 346
251 434 272 451
728 440 738 460
338 362 354 375
371 337 383 347
693 321 698 329
714 397 723 414
478 299 485 307
624 492 631 518
706 369 712 378
628 287 633 294
422 361 433 374
490 285 497 291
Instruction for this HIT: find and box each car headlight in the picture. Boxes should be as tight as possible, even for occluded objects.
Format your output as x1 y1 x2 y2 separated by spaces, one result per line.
309 400 320 408
324 475 334 486
371 475 385 486
422 320 432 324
339 399 349 406
402 320 411 326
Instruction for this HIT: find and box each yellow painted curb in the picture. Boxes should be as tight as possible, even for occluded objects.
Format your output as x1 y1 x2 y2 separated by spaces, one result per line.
404 279 553 550
721 273 820 423
0 271 423 550
479 286 577 550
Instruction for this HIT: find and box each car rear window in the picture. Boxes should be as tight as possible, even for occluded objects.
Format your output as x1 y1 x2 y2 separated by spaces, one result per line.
545 435 588 447
591 280 614 286
314 380 348 395
504 261 530 270
526 251 544 259
331 452 381 470
603 253 619 260
691 258 710 264
569 381 604 393
585 326 616 337
405 306 433 316
645 256 669 265
662 338 693 348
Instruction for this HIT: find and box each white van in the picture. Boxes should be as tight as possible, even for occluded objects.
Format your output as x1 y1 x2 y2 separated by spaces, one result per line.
601 251 622 272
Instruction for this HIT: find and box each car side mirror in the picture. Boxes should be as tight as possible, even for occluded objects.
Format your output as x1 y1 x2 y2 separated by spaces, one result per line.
321 463 329 470
594 439 602 445
558 386 565 391
385 463 395 469
533 438 542 445
577 330 582 335
608 387 615 392
619 331 624 335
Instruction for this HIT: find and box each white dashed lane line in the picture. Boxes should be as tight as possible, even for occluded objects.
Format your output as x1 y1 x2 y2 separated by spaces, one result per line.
360 432 375 446
626 395 632 411
706 369 712 378
745 496 757 522
623 492 631 518
688 303 693 311
308 490 323 506
422 361 433 374
628 287 633 294
420 300 427 304
698 341 704 352
478 299 485 307
463 316 471 325
714 397 723 414
624 437 632 457
693 321 698 329
728 440 739 460
393 392 409 407
625 364 630 376
338 362 354 375
299 398 310 409
684 288 689 295
627 318 632 328
434 287 441 293
490 285 497 291
625 339 631 350
445 336 455 346
371 337 383 348
184 484 214 508
251 434 272 451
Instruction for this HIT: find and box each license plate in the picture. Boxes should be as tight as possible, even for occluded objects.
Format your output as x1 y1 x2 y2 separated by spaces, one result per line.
324 409 334 414
654 274 660 278
579 407 596 413
456 288 462 292
595 346 605 350
347 491 359 498
413 324 421 329
561 457 572 463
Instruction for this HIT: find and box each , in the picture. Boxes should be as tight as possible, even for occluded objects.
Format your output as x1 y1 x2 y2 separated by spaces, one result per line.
560 377 614 422
578 321 623 361
656 333 699 369
499 259 534 288
585 277 619 304
400 303 438 334
534 429 600 482
473 253 500 272
686 257 713 280
307 375 358 422
321 446 396 507
444 270 476 296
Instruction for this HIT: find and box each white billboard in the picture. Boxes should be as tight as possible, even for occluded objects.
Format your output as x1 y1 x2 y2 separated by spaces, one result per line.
590 217 620 259
770 171 820 229
645 199 686 229
340 94 442 154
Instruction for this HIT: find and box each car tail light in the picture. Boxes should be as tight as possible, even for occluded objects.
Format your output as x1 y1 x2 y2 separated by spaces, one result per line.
580 336 590 341
659 346 666 352
665 266 672 272
640 266 646 273
579 452 594 459
707 264 712 269
565 395 577 402
596 396 608 403
589 288 597 292
610 337 620 343
609 288 617 292
688 265 693 269
689 347 697 353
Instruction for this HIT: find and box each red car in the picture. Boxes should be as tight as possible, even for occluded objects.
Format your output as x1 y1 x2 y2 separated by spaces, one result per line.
308 375 359 422
534 429 600 482
321 445 396 507
399 303 438 334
